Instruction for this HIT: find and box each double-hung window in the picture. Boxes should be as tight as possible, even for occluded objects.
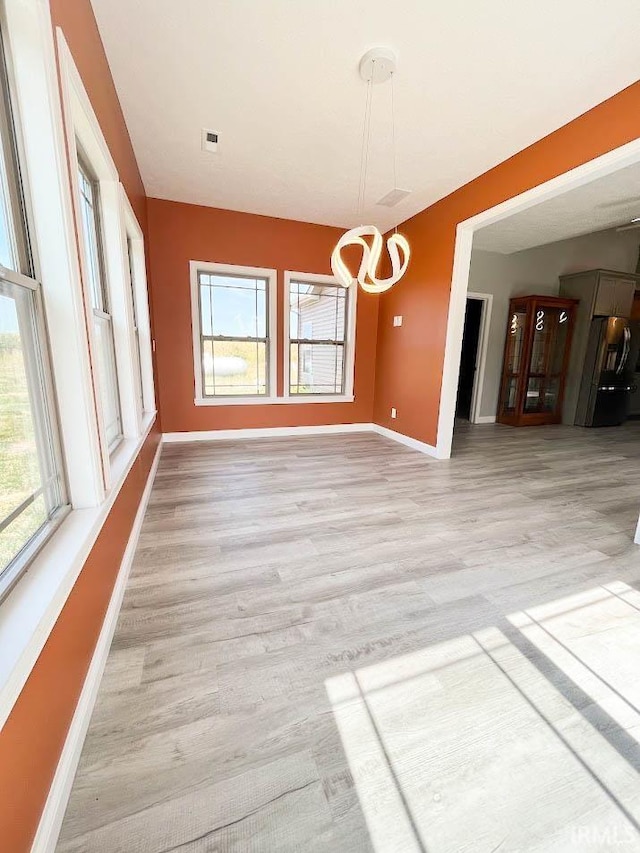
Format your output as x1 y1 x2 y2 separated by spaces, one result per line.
76 158 122 451
191 262 276 402
0 28 67 596
126 237 144 416
286 274 356 398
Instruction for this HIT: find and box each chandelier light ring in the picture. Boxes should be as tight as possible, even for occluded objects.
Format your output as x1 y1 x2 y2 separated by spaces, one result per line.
331 225 410 295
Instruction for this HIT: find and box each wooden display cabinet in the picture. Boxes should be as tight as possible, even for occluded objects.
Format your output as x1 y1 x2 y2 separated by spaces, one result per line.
497 295 578 426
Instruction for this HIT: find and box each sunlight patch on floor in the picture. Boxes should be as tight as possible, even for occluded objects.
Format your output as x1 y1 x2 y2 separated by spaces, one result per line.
327 581 640 852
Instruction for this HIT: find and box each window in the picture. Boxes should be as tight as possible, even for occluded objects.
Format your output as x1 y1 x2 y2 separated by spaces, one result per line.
76 157 122 451
190 262 277 402
126 237 144 415
0 27 67 596
286 274 356 397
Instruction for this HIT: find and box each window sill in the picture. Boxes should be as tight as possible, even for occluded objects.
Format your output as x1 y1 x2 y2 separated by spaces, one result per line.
194 395 355 406
0 412 157 729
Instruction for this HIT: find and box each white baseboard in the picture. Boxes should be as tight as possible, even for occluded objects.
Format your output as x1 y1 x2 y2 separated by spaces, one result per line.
162 422 444 459
162 423 375 442
372 424 439 458
474 415 497 424
31 438 163 853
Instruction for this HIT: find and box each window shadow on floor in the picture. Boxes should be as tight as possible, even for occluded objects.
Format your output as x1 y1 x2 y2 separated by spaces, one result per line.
326 581 640 852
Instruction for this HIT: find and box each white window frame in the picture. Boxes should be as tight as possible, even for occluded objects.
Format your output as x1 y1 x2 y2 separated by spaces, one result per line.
57 30 143 488
121 186 156 426
76 154 124 453
283 271 356 403
4 14 103 511
0 5 157 732
190 260 277 406
0 4 72 606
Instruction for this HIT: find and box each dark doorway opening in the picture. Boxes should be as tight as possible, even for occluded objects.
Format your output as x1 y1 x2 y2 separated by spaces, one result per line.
455 298 483 420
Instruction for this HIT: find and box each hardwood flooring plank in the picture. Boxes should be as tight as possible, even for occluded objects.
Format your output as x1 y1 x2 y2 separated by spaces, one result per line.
57 423 640 852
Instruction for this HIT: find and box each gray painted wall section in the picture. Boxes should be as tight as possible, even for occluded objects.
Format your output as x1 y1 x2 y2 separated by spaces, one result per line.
468 228 639 419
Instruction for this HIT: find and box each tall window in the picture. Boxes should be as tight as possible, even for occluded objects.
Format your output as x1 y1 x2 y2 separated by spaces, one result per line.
288 277 353 395
193 265 274 399
76 158 122 450
0 30 67 595
126 237 144 414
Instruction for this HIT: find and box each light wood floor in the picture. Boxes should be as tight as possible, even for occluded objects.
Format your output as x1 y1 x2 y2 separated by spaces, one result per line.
57 422 640 852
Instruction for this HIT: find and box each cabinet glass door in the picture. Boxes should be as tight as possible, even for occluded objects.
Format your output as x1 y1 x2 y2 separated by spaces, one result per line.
524 305 570 414
501 307 527 413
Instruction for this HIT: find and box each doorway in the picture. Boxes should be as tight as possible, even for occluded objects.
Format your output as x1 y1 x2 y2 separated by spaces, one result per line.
436 137 640 461
454 292 492 423
455 298 483 420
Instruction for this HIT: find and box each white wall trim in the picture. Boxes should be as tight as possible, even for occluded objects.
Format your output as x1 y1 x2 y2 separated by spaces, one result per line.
372 424 439 458
194 394 355 406
162 423 441 458
30 438 162 853
194 395 280 407
466 292 493 425
475 415 497 424
437 136 640 461
163 423 374 443
120 186 156 421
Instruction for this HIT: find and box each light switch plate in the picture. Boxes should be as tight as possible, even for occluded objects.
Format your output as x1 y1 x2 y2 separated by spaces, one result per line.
391 407 397 418
393 315 403 327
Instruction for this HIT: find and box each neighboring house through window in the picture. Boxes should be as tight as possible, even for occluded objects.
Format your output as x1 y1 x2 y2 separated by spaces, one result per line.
286 273 356 399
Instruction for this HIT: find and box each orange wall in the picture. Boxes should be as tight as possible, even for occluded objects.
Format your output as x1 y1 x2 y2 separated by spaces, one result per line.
147 198 379 433
373 81 640 446
0 3 159 852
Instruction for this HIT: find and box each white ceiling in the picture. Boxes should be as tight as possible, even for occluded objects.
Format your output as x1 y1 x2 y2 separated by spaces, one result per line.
90 0 640 231
474 160 640 253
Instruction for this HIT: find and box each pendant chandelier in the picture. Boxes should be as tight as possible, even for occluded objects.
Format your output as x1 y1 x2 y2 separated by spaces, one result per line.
331 47 410 295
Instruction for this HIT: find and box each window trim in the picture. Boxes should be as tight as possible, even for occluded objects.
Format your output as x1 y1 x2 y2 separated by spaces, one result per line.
0 14 71 600
57 29 146 487
5 15 103 511
283 271 356 403
190 260 278 406
121 185 156 423
76 153 124 453
0 5 158 730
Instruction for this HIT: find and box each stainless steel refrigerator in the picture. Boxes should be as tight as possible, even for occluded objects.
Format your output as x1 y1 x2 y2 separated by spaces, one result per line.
575 316 634 427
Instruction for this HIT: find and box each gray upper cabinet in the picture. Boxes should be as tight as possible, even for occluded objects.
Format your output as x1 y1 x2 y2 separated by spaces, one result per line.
613 277 636 317
560 269 638 319
592 273 636 317
593 275 617 315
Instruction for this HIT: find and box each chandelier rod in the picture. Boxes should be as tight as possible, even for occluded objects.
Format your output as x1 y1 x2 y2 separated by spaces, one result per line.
357 60 375 221
390 70 398 203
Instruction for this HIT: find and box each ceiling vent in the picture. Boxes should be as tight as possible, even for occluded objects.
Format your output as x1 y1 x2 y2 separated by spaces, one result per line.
201 129 219 153
376 187 411 207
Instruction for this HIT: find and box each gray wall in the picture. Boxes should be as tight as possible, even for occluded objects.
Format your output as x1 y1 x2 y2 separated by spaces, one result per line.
469 228 639 419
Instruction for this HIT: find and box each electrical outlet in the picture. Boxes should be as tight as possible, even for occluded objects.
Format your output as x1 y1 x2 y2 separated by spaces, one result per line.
391 407 397 419
393 315 403 327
